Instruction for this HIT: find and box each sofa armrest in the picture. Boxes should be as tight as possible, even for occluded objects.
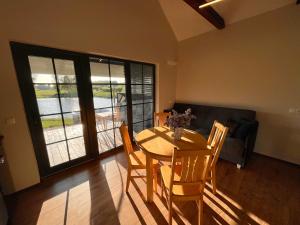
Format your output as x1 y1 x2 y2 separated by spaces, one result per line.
242 120 259 165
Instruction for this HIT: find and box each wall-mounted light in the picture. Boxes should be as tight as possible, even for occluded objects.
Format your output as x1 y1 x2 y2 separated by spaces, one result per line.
199 0 223 9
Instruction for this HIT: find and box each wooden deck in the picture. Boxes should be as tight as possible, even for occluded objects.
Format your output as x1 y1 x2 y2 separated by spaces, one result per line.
8 152 300 225
44 123 122 167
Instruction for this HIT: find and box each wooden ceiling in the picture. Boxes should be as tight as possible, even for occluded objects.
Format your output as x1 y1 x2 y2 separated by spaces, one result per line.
158 0 296 41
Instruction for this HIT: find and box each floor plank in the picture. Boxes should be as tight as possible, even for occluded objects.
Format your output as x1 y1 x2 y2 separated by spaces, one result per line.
7 152 300 225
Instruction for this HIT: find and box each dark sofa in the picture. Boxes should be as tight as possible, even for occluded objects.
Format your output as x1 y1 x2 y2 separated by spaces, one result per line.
167 103 259 168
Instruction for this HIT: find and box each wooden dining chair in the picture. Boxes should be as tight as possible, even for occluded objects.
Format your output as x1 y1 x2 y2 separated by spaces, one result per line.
206 121 228 194
160 148 212 225
119 122 159 193
154 112 171 127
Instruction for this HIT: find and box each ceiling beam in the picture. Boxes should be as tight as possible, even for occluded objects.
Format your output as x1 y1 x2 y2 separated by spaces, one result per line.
183 0 225 29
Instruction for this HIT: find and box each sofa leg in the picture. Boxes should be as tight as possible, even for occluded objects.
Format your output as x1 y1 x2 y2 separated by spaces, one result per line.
237 164 242 169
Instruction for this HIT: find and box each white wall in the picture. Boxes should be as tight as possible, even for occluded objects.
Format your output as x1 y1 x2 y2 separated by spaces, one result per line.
0 0 177 192
176 4 300 164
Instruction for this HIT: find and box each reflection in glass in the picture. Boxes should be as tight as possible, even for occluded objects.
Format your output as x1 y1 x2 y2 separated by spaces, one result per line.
144 103 153 121
29 56 56 83
68 137 86 160
131 85 143 104
90 62 110 83
97 130 115 153
54 59 76 83
63 112 83 139
144 85 153 103
144 119 153 129
130 63 143 84
111 85 126 106
93 85 112 108
47 141 69 167
143 65 154 84
41 114 65 144
59 85 80 112
95 108 113 132
113 106 127 128
133 122 144 135
132 104 143 123
34 84 60 115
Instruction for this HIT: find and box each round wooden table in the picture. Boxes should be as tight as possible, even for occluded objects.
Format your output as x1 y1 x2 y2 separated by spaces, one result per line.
135 126 208 202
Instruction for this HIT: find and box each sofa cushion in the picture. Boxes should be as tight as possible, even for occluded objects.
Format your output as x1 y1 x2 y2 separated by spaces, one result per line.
225 119 239 137
234 119 256 140
219 137 245 164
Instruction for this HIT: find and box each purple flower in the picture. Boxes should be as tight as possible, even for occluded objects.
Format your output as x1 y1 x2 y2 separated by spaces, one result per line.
166 108 196 128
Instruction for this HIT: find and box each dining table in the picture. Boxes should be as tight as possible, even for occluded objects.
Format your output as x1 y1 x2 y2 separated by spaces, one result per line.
135 126 209 202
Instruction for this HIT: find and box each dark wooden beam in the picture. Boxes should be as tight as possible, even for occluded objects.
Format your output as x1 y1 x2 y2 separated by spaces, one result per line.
183 0 225 29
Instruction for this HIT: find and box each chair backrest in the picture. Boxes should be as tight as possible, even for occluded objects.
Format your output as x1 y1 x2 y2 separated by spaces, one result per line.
154 112 171 127
207 121 228 167
169 148 212 192
119 122 134 159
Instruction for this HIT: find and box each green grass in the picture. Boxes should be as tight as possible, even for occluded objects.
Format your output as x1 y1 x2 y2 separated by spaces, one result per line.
42 118 74 128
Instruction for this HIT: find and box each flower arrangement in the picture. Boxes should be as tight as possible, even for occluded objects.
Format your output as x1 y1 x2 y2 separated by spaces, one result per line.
166 108 196 129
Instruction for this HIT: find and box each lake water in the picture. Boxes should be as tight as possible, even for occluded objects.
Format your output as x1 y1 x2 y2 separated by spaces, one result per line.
37 97 113 115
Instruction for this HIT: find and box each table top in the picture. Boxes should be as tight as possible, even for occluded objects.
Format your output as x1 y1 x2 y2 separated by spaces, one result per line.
135 126 208 160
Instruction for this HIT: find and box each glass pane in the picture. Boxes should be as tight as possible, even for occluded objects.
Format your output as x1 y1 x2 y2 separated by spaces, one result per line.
63 112 83 139
111 85 126 106
41 115 65 144
29 56 56 83
95 108 113 132
143 65 154 84
97 130 115 153
133 122 144 136
47 141 69 167
93 85 112 108
144 85 153 103
68 137 86 160
144 103 153 121
131 85 143 104
144 119 153 129
113 106 127 128
54 59 76 83
132 104 143 123
110 61 125 84
34 84 60 115
130 63 143 84
90 61 110 83
59 85 80 112
114 128 122 147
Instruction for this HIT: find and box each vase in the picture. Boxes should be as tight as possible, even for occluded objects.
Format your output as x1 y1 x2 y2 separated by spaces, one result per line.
174 127 183 140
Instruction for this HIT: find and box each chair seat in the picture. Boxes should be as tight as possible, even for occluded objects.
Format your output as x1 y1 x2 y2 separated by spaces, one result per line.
129 150 158 168
160 165 204 197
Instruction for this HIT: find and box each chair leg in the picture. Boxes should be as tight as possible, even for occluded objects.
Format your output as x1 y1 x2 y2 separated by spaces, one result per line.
168 197 173 225
153 168 158 193
126 168 131 192
211 167 217 195
198 199 203 225
161 176 164 198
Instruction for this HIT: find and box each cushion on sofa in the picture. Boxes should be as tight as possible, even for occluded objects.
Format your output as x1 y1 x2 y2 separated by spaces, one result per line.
234 119 257 140
219 137 245 164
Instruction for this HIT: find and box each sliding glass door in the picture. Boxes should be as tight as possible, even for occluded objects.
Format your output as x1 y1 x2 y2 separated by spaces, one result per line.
11 42 155 177
29 56 87 167
89 57 127 153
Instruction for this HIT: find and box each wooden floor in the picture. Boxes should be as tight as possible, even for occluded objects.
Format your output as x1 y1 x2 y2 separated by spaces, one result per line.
8 152 300 225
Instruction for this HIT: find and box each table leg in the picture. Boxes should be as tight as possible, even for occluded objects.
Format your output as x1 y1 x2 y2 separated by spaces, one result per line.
146 153 153 202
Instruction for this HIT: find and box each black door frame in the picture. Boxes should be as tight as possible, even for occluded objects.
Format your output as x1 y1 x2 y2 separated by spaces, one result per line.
10 42 155 177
